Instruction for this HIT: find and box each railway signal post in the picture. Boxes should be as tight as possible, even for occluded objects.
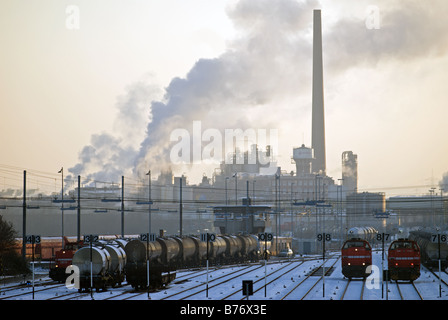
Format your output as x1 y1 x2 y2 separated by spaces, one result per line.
201 232 216 298
84 234 98 300
431 232 446 298
258 232 273 297
25 234 40 300
317 233 331 297
140 233 156 299
376 232 389 300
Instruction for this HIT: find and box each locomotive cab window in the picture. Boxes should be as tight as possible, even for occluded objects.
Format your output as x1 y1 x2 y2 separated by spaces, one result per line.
343 241 370 249
390 241 413 250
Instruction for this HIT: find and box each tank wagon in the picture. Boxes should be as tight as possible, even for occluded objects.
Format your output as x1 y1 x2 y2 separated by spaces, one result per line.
71 239 127 292
347 227 377 242
409 230 448 270
61 233 260 291
124 234 260 290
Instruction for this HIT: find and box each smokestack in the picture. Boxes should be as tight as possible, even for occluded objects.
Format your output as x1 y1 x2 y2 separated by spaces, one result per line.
311 9 326 174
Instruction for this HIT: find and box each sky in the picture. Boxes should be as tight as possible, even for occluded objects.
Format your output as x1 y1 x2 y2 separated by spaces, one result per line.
1 0 448 197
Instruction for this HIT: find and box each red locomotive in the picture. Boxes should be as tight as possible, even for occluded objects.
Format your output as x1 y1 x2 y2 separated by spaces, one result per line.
341 238 372 279
388 239 420 282
49 237 83 282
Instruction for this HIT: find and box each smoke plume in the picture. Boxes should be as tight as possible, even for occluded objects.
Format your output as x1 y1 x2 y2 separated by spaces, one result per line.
68 0 448 185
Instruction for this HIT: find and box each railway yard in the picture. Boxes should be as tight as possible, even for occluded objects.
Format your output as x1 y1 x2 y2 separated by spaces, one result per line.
2 249 448 301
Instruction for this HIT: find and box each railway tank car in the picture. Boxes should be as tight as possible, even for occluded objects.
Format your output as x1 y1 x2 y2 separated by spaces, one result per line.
72 246 111 292
124 238 176 289
124 233 260 290
409 230 448 270
388 238 420 282
59 233 260 291
103 243 126 286
347 227 378 243
71 239 127 292
237 234 259 262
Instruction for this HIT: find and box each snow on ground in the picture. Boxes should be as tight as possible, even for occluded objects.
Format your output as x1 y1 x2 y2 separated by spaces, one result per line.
2 249 448 300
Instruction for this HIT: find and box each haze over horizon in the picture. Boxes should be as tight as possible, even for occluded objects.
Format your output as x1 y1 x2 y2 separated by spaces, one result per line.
1 0 448 197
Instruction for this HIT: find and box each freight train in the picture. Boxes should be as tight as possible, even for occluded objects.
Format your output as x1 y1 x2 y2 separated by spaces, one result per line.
61 234 261 292
409 230 448 270
125 234 260 290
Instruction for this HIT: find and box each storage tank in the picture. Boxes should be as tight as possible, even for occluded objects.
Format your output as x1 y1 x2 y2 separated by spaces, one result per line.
293 144 314 175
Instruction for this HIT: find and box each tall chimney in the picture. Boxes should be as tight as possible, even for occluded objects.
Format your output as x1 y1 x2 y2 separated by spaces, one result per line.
311 9 326 174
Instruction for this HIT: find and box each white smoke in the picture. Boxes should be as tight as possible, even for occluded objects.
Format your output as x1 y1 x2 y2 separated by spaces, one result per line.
440 173 448 192
68 0 448 185
67 78 161 184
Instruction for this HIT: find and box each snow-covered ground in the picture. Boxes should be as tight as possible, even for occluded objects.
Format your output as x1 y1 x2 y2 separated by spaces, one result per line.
2 249 448 301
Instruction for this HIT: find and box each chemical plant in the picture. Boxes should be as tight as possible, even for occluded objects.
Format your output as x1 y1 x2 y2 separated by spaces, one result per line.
1 10 447 304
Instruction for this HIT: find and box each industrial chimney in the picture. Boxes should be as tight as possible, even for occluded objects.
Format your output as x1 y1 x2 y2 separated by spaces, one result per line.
311 9 326 175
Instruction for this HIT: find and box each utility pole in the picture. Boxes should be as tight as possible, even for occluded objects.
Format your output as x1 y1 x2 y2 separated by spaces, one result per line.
179 176 183 237
58 167 64 248
146 170 152 236
77 175 81 242
121 176 124 238
22 170 26 260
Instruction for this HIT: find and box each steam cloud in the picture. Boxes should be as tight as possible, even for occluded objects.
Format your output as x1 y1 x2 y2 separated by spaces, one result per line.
68 0 448 185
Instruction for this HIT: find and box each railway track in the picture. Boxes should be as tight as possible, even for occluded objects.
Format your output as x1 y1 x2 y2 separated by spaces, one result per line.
0 281 66 300
282 257 340 300
340 279 366 300
218 260 305 300
106 263 263 300
395 281 423 300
